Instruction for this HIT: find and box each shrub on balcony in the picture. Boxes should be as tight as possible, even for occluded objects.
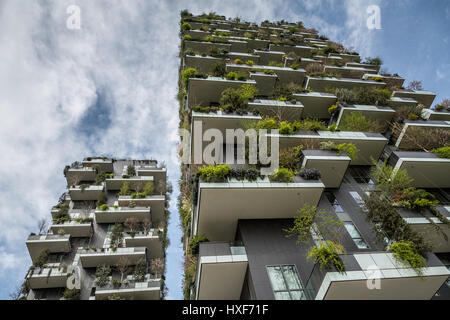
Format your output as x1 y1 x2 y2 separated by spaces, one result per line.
98 204 109 211
211 62 226 77
319 141 359 160
95 264 111 287
269 168 294 182
189 235 209 255
181 22 192 31
196 164 231 182
143 182 154 196
246 60 255 66
431 146 450 159
299 168 321 180
389 241 426 276
225 71 247 81
33 249 50 268
54 203 69 219
339 112 385 133
62 288 80 300
328 104 338 115
127 165 136 177
133 258 147 282
307 241 345 273
364 56 382 66
279 146 304 171
183 34 192 41
234 58 244 65
182 67 203 87
96 192 107 207
271 83 304 101
118 181 131 196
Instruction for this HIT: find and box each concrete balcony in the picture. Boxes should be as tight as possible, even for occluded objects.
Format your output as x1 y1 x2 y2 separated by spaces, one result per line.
387 96 418 109
193 176 324 241
421 108 450 121
273 131 388 165
292 91 337 119
187 77 257 107
314 55 343 66
68 184 104 201
79 247 147 268
26 234 71 263
228 39 248 53
184 29 210 40
306 252 450 300
298 58 323 69
249 72 277 96
95 275 161 300
392 90 436 108
95 207 151 224
362 73 405 88
248 99 304 121
335 104 396 132
300 150 351 188
184 54 227 74
398 207 450 253
346 62 381 73
26 266 68 289
118 195 165 224
246 38 270 50
105 176 153 191
65 167 97 186
195 242 248 300
305 76 386 92
253 50 284 65
50 220 93 238
124 230 163 259
82 158 113 173
184 40 231 55
389 151 450 188
324 65 377 79
134 166 166 192
268 44 314 58
226 63 306 86
328 53 361 63
394 120 450 149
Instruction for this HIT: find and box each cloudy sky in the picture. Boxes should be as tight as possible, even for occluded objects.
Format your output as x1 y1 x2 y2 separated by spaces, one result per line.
0 0 449 300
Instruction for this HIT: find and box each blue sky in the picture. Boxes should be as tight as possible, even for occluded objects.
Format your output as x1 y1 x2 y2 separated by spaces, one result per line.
0 0 448 300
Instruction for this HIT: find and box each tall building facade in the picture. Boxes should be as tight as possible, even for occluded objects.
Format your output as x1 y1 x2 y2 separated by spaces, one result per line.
178 11 450 300
23 157 170 300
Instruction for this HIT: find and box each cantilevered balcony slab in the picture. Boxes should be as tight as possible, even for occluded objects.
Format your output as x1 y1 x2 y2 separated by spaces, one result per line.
26 234 71 263
95 207 151 224
398 206 450 253
301 150 351 188
248 99 304 121
134 166 166 192
346 62 381 73
50 220 93 238
298 58 323 69
249 72 277 96
392 90 436 108
69 185 104 201
118 195 165 224
307 252 450 300
272 131 388 165
184 29 210 40
305 76 386 92
105 176 153 191
253 50 284 65
193 177 325 241
268 44 314 58
184 55 226 74
335 104 396 131
247 38 270 50
196 242 248 300
362 73 405 88
124 230 163 259
184 40 231 55
26 266 68 289
324 65 377 79
190 111 261 164
387 96 418 109
82 158 113 173
226 63 306 85
188 77 257 107
394 120 450 149
328 53 361 63
292 92 337 119
65 167 97 186
228 40 248 53
389 151 450 188
95 277 161 300
421 108 450 121
79 247 146 268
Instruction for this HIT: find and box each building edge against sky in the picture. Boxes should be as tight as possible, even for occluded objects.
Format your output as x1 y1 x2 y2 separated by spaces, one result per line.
177 11 450 300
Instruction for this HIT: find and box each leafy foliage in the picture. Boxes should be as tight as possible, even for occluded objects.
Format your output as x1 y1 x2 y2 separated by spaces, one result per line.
269 168 294 182
189 235 209 255
390 241 426 275
307 241 346 273
196 164 231 182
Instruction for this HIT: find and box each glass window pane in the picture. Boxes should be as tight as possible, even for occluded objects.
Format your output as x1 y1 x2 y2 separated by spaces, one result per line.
282 265 302 290
267 266 287 291
344 222 360 238
290 290 307 300
274 291 291 300
354 238 369 249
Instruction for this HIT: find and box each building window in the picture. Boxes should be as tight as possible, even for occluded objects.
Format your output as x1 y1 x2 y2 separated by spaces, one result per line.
325 192 344 213
310 223 324 247
266 265 307 300
348 166 374 184
436 253 450 287
344 222 369 249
